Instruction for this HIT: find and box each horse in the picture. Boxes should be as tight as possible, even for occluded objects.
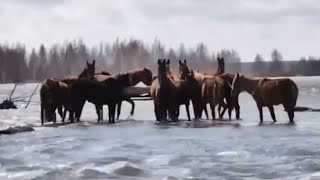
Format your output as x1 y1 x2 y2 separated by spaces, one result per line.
40 60 96 125
151 59 178 121
175 70 203 121
179 58 229 119
202 76 232 120
93 67 153 120
40 79 69 125
178 60 203 119
116 67 153 119
69 73 132 123
218 73 241 119
230 73 299 123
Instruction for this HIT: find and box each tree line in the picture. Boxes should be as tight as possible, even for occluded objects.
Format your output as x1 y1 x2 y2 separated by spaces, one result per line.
0 38 319 83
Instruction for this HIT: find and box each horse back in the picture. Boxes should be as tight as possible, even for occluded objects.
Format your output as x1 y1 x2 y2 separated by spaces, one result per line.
259 78 298 106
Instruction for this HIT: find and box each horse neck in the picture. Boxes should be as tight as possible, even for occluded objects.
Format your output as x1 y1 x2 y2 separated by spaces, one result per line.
128 72 140 86
240 76 260 95
158 72 172 88
78 68 88 79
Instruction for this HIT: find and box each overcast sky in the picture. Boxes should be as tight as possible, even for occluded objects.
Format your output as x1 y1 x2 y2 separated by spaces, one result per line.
0 0 319 61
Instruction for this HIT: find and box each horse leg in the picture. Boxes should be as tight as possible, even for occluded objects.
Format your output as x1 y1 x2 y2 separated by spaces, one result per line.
108 105 112 123
110 104 116 123
284 104 295 123
226 96 233 120
176 106 180 119
41 104 44 125
58 106 63 120
185 103 191 121
95 104 101 122
100 105 103 121
268 106 277 122
62 107 67 123
210 103 216 120
204 103 209 119
235 97 240 120
219 101 228 119
127 98 135 117
257 104 263 123
154 102 161 122
116 101 122 120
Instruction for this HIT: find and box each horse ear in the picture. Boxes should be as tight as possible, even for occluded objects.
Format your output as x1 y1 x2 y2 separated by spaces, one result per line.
236 73 239 77
167 59 170 64
179 60 182 65
184 59 186 64
158 59 161 65
87 61 89 66
92 60 95 66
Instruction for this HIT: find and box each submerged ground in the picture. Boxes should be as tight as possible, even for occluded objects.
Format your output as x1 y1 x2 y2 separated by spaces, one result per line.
0 76 320 180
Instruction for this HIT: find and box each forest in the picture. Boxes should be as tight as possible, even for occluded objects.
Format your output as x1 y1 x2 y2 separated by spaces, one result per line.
0 38 319 83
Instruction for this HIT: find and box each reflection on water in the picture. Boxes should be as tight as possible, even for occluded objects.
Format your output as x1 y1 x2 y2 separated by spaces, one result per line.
0 76 319 179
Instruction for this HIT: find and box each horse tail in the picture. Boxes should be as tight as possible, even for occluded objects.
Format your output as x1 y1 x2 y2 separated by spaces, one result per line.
212 81 219 106
201 81 207 98
40 84 46 125
290 80 299 107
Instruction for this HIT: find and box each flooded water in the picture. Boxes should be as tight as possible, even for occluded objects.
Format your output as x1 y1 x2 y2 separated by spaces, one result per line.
0 76 320 180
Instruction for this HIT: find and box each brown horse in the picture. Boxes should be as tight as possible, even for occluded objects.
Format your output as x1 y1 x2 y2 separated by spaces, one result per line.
231 73 299 123
69 73 132 123
151 59 178 121
40 60 96 125
202 76 232 120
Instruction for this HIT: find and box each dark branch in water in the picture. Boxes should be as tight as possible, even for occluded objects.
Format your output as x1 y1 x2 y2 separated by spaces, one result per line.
284 106 320 112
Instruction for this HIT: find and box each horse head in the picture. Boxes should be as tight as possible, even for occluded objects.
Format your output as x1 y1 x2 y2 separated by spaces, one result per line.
79 59 96 79
116 73 132 87
178 59 190 80
140 67 153 86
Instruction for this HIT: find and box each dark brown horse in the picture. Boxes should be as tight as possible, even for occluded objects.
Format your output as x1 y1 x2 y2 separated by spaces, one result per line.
116 67 153 119
40 60 96 125
218 73 241 119
69 73 132 123
151 59 178 121
93 67 153 120
231 73 299 123
40 79 69 125
178 60 203 120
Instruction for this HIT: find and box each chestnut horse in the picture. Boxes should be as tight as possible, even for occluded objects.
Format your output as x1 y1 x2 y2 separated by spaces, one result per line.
202 76 232 120
40 60 96 125
151 59 178 121
179 57 232 119
69 73 132 123
231 73 298 123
